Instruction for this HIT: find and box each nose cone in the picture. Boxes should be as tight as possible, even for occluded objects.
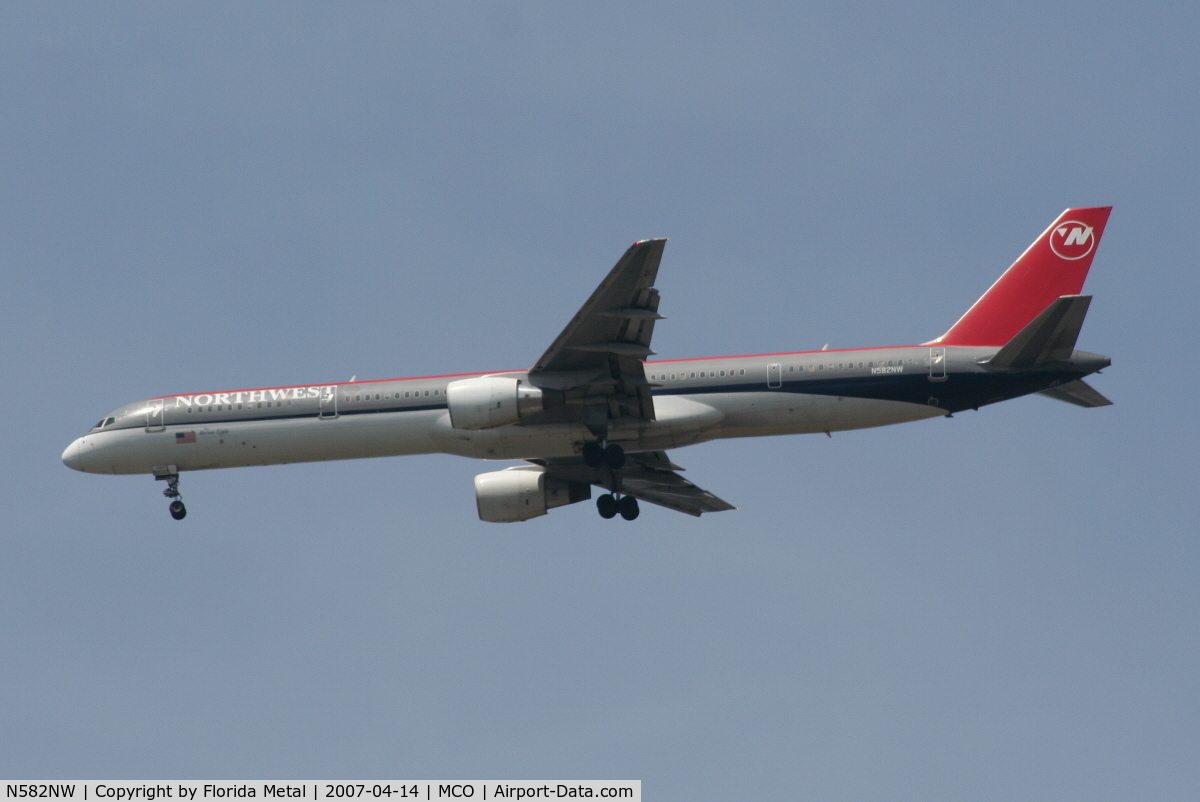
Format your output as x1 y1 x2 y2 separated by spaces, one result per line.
61 437 85 472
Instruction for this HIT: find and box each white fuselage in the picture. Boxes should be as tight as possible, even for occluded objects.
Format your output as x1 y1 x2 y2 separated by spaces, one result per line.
62 350 948 476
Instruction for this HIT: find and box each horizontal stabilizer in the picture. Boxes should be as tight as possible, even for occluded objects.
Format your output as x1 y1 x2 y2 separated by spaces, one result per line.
1038 379 1112 408
988 295 1091 369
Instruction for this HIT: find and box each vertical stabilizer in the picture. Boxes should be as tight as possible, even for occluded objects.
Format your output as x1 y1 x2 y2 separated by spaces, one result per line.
935 207 1111 346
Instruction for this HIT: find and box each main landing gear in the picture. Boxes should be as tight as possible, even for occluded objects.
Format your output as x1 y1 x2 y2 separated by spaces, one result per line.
596 493 639 521
154 467 187 520
582 440 638 520
581 440 625 469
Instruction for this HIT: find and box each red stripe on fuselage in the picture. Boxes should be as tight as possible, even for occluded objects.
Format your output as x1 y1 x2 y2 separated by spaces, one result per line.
646 344 921 363
145 370 515 401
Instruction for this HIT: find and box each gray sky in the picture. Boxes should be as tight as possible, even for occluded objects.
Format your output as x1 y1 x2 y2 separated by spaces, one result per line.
3 2 1198 798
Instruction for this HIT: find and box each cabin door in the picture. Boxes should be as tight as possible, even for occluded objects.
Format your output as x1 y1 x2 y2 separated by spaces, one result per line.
145 399 165 432
929 348 947 381
319 386 338 419
767 363 782 388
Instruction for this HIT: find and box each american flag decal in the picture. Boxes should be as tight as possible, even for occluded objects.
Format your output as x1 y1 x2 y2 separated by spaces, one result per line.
176 431 196 444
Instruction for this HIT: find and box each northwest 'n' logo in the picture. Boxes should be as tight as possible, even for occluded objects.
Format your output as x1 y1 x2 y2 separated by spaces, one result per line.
1049 221 1095 260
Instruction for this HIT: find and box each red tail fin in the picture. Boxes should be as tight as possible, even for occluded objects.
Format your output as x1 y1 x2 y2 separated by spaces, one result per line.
934 207 1111 346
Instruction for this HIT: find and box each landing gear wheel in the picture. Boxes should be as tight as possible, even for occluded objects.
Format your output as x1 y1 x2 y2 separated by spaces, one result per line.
582 441 605 467
618 495 639 521
603 443 626 469
596 493 618 519
156 471 185 520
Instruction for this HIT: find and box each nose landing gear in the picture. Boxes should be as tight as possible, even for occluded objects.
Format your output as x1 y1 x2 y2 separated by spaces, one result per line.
154 466 187 520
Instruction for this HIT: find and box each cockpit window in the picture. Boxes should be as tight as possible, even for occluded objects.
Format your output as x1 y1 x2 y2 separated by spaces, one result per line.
92 417 115 430
94 420 106 429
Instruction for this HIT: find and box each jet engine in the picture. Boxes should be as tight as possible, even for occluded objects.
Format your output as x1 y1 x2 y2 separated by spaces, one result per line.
474 466 591 522
446 376 544 430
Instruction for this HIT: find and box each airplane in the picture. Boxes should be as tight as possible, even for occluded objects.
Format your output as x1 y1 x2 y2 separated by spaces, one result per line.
62 207 1113 523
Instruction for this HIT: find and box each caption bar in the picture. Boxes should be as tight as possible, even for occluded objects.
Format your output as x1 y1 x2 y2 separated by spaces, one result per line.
2 784 639 802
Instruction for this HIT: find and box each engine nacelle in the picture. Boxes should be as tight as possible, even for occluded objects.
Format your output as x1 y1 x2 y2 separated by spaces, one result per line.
446 376 544 430
474 466 591 523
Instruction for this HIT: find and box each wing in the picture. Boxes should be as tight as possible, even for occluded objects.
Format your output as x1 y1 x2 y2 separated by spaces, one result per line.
531 451 736 517
527 239 667 432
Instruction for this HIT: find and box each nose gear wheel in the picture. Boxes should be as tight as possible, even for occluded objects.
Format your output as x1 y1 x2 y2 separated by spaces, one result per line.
155 470 187 521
